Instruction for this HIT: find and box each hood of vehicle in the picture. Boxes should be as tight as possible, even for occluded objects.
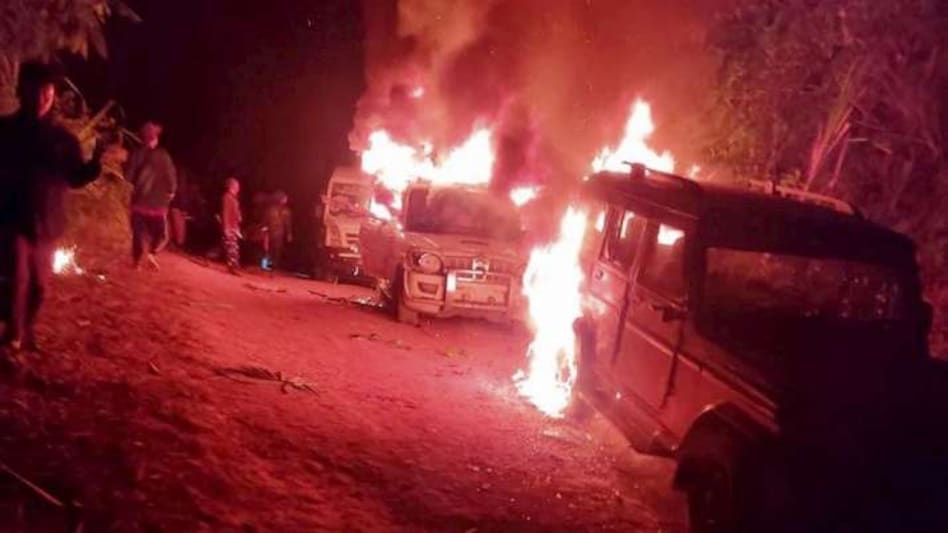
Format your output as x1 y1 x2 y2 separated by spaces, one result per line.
403 231 524 261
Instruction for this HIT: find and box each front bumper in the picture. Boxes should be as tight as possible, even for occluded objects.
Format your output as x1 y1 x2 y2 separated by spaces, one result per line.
401 268 524 321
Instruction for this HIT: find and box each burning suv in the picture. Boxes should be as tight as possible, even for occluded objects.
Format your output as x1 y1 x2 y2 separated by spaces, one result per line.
573 165 944 532
359 182 527 325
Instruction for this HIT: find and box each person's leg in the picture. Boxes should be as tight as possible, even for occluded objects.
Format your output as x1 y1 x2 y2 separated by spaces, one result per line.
24 240 53 348
271 232 285 270
152 214 170 254
170 208 186 248
7 234 32 348
131 213 146 266
224 233 240 273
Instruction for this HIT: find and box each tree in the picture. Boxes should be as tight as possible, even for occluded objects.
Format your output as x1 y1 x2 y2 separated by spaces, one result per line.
704 0 948 354
0 0 139 111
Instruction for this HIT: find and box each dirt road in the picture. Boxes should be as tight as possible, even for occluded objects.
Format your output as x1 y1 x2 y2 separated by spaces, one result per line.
0 253 686 532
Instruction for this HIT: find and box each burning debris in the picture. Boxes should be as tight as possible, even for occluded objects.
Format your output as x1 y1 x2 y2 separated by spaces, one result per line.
52 247 84 276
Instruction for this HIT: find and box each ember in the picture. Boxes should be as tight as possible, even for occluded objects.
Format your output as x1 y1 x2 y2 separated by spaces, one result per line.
514 208 587 418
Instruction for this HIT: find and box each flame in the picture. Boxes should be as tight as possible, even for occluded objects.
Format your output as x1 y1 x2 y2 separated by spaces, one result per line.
53 247 84 275
592 99 675 173
360 128 495 210
658 224 684 246
369 200 393 221
431 128 495 186
514 208 588 418
509 185 540 207
516 98 687 420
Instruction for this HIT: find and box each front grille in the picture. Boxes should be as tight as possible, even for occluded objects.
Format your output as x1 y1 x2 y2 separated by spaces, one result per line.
445 256 473 271
456 272 509 284
444 256 516 275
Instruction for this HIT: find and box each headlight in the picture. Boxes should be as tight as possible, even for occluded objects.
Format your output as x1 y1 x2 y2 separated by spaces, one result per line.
412 252 443 274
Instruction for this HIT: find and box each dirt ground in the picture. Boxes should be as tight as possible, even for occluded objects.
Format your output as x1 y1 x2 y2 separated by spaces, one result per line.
0 252 687 532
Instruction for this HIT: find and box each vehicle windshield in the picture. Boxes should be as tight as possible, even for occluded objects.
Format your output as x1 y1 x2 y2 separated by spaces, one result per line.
404 187 522 241
328 182 371 217
702 248 905 322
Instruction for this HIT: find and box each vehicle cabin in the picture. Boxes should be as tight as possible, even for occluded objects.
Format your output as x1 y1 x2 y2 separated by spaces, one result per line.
573 164 935 530
574 165 929 454
359 181 527 325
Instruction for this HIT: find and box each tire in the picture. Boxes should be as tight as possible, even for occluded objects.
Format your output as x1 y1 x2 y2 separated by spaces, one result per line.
393 268 420 326
686 459 738 533
680 428 789 533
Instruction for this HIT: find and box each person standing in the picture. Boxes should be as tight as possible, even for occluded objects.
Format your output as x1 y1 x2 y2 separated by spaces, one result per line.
0 62 103 352
125 121 176 270
263 191 293 270
221 177 243 275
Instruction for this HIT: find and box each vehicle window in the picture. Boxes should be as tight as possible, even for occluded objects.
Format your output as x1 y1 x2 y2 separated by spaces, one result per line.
602 209 642 270
638 223 687 299
703 249 904 321
403 188 522 241
328 182 371 217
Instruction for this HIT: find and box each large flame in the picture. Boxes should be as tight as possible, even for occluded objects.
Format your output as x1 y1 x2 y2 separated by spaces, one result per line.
592 100 675 173
360 127 495 210
516 98 683 419
514 208 588 418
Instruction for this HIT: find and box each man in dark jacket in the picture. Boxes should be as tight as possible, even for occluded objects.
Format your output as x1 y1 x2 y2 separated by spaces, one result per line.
125 121 176 270
0 62 103 352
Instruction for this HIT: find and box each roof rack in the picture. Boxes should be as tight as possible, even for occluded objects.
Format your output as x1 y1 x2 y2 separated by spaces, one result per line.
747 180 860 216
624 162 702 194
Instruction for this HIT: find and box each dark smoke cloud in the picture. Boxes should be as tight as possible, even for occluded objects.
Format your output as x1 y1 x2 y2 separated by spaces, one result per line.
354 0 730 196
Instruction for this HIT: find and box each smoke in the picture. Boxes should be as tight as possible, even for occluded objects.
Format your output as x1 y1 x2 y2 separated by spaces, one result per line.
354 0 725 195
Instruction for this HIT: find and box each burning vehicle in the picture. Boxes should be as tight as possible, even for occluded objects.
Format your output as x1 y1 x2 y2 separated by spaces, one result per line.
560 164 944 531
317 166 374 281
360 181 527 325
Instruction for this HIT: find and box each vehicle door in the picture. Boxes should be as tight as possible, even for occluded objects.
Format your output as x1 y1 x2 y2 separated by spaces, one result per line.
586 207 647 379
358 216 396 278
616 221 689 410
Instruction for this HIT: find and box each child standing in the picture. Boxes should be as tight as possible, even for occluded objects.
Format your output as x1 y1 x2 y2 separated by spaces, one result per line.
221 177 243 275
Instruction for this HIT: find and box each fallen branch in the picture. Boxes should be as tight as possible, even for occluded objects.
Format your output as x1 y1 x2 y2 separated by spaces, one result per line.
213 365 317 394
0 460 64 508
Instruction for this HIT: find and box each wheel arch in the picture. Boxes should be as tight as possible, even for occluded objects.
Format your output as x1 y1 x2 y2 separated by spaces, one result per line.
672 402 772 491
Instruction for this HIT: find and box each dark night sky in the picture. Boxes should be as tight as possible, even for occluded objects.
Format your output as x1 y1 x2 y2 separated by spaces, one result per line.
70 0 366 204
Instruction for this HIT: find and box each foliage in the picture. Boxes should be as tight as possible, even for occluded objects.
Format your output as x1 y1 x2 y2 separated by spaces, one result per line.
0 0 139 112
55 89 133 254
704 0 948 354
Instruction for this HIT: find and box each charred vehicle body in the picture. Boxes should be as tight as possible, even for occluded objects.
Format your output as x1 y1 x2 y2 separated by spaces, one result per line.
360 182 527 325
572 165 944 532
